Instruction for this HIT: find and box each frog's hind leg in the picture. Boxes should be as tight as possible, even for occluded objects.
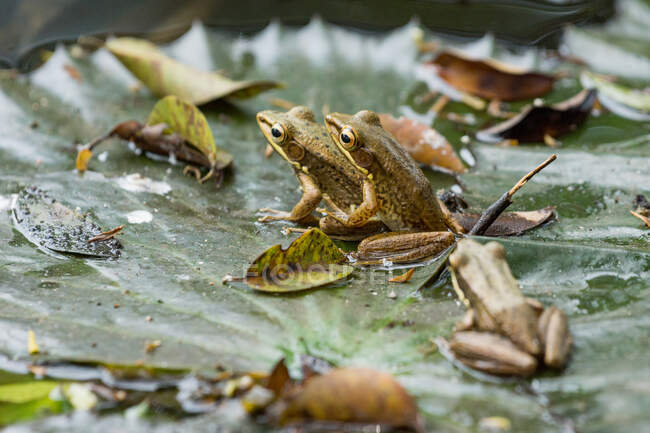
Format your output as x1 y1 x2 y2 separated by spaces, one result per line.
353 231 455 265
318 216 387 241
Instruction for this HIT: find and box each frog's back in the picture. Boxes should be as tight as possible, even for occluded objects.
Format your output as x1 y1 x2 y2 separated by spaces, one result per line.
353 116 448 231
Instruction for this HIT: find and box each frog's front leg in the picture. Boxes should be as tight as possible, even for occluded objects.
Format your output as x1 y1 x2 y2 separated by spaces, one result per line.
353 230 455 265
258 171 320 226
448 331 538 376
537 306 572 368
318 180 378 228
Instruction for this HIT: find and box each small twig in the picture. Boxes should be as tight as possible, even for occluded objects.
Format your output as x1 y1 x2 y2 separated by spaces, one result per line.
88 225 124 243
469 154 557 236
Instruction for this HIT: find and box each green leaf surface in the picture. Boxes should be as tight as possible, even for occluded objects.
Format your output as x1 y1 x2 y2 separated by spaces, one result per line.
0 14 649 433
146 95 233 168
106 37 282 105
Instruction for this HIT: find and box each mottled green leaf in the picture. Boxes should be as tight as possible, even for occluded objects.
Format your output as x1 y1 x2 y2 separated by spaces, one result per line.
105 37 282 105
246 229 353 292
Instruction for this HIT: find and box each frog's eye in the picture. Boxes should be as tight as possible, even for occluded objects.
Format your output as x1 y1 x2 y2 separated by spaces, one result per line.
270 123 287 143
339 127 358 151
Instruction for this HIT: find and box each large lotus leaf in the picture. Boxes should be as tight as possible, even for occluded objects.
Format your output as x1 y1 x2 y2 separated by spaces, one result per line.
0 14 649 433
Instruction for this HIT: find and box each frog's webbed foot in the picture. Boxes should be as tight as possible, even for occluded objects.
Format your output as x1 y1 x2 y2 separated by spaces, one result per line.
318 216 387 241
257 208 318 226
448 331 538 376
537 306 572 369
316 208 349 225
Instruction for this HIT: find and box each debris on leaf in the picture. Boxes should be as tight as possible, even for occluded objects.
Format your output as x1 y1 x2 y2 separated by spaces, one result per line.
27 330 39 355
145 340 162 354
63 383 98 411
378 113 467 173
245 229 353 292
476 89 597 143
633 194 650 217
631 210 650 228
12 187 122 258
88 224 124 243
453 207 556 236
76 96 232 185
389 268 415 283
581 71 650 121
479 416 512 431
272 366 423 432
105 37 282 105
429 51 555 101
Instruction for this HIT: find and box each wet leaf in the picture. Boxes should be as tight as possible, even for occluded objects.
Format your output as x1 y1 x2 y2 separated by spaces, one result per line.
105 37 282 105
278 367 423 432
476 89 597 143
453 207 556 236
245 229 353 292
12 186 122 258
430 51 555 101
147 95 233 169
378 113 467 173
581 71 650 121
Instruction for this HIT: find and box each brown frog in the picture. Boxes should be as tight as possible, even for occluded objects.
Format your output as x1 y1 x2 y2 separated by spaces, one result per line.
447 238 573 376
323 110 462 264
256 106 386 240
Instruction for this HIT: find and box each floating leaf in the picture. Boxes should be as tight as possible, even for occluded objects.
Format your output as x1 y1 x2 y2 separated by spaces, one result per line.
476 89 597 143
581 71 650 121
430 51 555 101
147 95 233 169
12 187 122 258
76 98 232 184
278 367 423 432
453 207 555 236
106 37 282 105
378 113 466 173
245 229 353 292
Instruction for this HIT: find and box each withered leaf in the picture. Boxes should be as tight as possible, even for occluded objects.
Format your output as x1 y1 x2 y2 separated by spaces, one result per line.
76 97 232 184
245 229 353 292
279 367 423 432
581 71 650 121
12 186 121 258
430 51 555 101
453 207 556 236
378 113 467 173
476 89 597 143
147 95 233 170
106 37 282 105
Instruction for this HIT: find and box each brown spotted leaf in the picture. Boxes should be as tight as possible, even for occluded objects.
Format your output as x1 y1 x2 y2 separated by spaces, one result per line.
245 229 353 292
378 113 467 173
430 51 555 101
476 89 597 143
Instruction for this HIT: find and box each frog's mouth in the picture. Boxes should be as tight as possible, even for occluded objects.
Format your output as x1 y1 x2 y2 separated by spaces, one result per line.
324 114 370 178
256 112 302 171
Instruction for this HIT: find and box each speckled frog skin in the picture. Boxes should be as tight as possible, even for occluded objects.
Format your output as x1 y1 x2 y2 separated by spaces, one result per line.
256 106 386 239
324 110 455 232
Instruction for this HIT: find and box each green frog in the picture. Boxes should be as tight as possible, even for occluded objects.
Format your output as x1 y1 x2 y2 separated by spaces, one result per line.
256 106 386 240
323 110 462 264
447 239 572 376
